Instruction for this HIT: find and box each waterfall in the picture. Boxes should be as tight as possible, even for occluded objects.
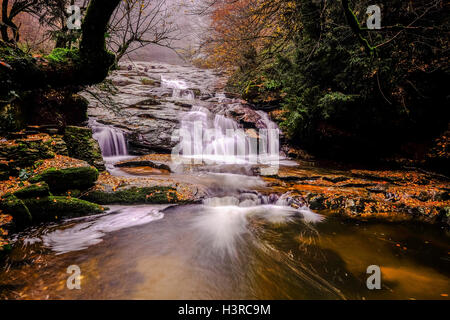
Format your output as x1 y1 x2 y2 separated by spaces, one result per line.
91 121 128 157
177 105 279 166
161 76 195 100
256 110 280 164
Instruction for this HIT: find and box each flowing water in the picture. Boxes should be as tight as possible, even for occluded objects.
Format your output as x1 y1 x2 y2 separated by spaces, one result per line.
91 120 128 157
0 63 449 300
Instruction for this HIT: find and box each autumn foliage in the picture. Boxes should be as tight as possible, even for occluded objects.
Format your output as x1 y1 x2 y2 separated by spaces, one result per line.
199 0 450 166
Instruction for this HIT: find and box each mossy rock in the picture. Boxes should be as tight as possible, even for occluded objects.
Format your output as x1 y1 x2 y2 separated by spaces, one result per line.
22 196 104 222
440 207 450 226
2 141 55 167
0 161 19 180
13 182 51 199
0 194 32 227
0 243 12 260
63 126 105 171
115 160 172 172
130 98 160 107
62 189 82 198
0 102 25 133
83 186 179 205
30 166 99 192
0 42 41 99
140 78 157 86
44 136 69 156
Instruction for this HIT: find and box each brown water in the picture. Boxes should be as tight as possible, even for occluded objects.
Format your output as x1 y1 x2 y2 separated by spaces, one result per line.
0 202 449 300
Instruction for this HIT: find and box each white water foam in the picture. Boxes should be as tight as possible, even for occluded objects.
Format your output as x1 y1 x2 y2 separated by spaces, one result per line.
190 196 324 257
41 206 165 255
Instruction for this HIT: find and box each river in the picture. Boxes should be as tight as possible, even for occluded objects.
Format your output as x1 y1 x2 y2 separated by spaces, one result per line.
0 62 449 300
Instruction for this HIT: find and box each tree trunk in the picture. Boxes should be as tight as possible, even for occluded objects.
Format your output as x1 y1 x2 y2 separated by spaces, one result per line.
341 0 374 55
0 0 122 93
1 0 10 42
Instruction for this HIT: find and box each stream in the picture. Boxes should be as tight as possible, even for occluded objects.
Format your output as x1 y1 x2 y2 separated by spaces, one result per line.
0 62 449 300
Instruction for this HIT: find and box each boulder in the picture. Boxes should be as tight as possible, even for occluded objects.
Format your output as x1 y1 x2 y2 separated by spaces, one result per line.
22 196 104 222
30 166 99 193
115 160 171 172
13 182 50 199
63 126 105 171
222 104 262 129
83 186 180 205
0 194 32 227
309 196 326 210
0 134 68 170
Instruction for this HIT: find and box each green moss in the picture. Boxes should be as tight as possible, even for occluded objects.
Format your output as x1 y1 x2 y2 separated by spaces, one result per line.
0 42 41 98
13 182 51 199
83 187 179 205
23 196 104 222
140 78 156 86
30 166 99 192
46 48 81 64
190 88 201 97
0 102 25 133
63 189 82 198
0 194 32 226
63 126 105 171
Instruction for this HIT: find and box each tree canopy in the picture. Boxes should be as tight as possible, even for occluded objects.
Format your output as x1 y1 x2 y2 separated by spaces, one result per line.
197 0 449 159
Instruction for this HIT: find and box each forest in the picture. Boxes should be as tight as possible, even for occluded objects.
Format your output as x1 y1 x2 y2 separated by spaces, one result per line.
197 0 449 166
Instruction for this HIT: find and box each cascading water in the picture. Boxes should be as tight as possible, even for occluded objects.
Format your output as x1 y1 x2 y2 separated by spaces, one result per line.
3 63 448 300
177 106 279 166
161 76 195 100
161 75 278 165
91 121 128 157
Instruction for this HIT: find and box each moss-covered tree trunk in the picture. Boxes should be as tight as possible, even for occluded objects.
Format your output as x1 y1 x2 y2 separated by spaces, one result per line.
341 0 374 55
0 0 122 93
0 0 123 132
